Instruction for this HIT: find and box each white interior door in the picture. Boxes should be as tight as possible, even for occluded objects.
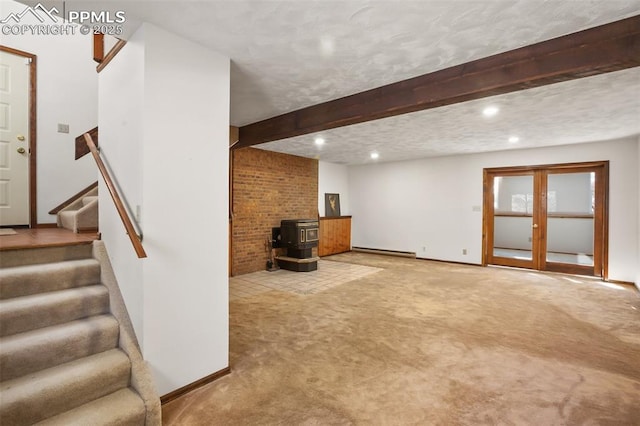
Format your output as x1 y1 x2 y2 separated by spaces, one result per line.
0 50 30 226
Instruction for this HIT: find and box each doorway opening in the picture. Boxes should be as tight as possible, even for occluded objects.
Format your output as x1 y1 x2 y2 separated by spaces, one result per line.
0 45 37 227
483 161 609 279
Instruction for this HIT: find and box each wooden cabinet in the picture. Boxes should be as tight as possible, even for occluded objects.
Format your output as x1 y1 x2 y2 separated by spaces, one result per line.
318 216 351 256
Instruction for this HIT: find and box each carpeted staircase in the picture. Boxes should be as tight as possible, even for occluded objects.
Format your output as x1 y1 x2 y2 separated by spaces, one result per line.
0 242 160 425
57 187 99 233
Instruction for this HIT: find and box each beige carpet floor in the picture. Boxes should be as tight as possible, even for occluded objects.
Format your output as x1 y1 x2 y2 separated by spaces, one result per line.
162 253 640 425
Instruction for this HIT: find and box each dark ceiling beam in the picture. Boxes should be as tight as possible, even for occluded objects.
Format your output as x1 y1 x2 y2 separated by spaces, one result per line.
237 15 640 149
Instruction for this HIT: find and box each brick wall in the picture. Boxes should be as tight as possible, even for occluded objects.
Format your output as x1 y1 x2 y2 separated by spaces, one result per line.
231 148 318 275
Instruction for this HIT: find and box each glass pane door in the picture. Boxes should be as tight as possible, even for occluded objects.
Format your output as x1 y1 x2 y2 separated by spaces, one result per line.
544 171 597 275
484 162 607 278
490 173 537 269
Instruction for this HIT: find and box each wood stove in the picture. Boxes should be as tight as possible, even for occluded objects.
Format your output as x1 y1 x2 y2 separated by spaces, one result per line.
276 219 319 272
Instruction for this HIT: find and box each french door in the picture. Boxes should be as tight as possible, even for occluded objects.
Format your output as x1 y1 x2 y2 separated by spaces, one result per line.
483 161 608 278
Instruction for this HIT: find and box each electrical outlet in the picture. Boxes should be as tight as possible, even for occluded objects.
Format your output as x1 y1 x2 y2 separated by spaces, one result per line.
462 248 467 255
57 123 69 133
422 246 426 252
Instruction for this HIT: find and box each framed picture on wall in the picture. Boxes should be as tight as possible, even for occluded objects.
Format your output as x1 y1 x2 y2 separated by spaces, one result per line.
325 193 341 217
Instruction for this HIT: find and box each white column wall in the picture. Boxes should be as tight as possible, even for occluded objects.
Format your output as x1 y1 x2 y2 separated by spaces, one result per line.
2 0 98 223
99 23 229 396
98 26 145 342
349 138 638 282
318 161 350 216
141 23 229 395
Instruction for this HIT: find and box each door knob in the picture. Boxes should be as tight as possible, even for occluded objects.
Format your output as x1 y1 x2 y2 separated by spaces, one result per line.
17 147 26 154
532 223 538 229
17 135 25 141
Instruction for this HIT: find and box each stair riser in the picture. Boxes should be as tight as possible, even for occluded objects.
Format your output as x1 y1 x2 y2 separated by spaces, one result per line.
0 285 110 337
0 350 131 426
0 243 155 425
0 260 101 299
34 388 146 426
0 245 93 268
58 211 78 231
0 315 119 381
58 199 98 233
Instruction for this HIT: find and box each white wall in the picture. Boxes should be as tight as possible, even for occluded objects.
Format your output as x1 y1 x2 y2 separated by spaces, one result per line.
349 138 639 282
99 23 229 395
2 0 98 223
98 25 145 340
318 161 350 216
637 136 640 291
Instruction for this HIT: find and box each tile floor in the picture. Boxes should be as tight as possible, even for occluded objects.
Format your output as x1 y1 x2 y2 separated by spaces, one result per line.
229 259 382 300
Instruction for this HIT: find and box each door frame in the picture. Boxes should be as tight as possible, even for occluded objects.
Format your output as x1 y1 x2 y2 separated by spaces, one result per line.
0 45 37 227
482 161 609 280
483 168 540 270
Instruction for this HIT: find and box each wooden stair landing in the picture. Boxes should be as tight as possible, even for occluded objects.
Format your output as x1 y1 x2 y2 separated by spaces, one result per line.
0 228 98 251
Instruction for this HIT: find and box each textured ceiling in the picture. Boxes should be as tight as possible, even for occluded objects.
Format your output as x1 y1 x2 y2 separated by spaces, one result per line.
21 0 640 164
257 68 640 164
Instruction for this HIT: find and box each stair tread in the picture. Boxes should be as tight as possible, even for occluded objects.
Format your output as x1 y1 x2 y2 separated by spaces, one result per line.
0 259 100 299
0 245 94 268
82 196 98 206
0 285 109 337
35 388 145 426
58 199 98 232
0 349 131 425
0 314 119 381
57 196 98 213
0 244 154 426
0 257 99 274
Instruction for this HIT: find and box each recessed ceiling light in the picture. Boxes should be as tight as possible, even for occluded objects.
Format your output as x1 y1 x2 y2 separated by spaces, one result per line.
482 106 499 117
370 152 379 159
314 136 325 146
320 37 334 56
509 136 520 143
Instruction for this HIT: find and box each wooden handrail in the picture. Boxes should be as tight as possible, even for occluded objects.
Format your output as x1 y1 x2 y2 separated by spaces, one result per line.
76 126 98 160
93 33 105 63
84 133 147 258
96 39 127 73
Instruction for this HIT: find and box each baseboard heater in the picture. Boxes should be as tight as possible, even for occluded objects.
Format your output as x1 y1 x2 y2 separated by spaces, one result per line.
352 247 416 258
